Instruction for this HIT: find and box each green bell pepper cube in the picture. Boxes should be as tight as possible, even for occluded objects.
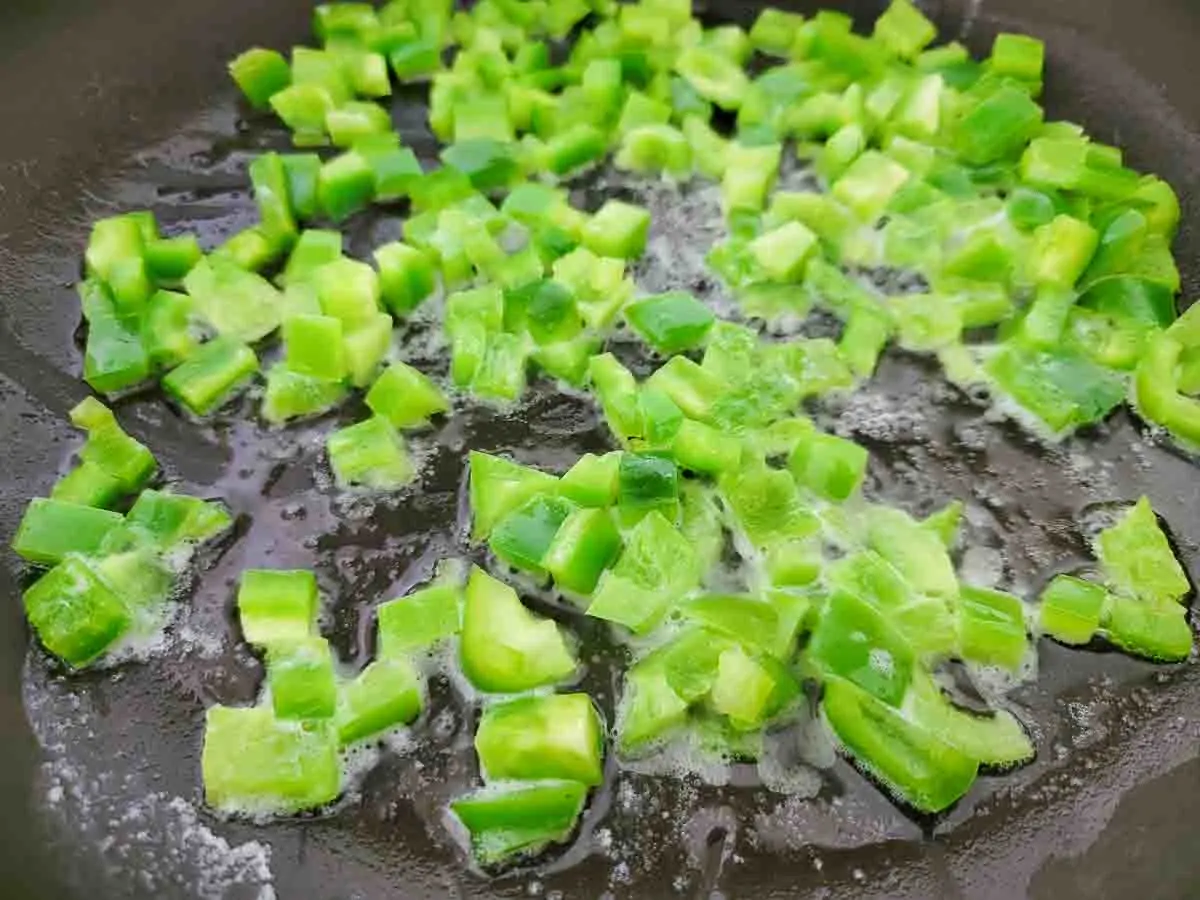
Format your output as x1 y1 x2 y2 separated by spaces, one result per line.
270 84 336 145
12 499 121 567
90 547 172 611
532 335 600 387
313 257 381 324
183 257 282 343
588 511 699 633
364 362 448 430
51 461 126 510
582 201 651 261
750 8 805 56
682 115 729 180
985 341 1125 433
614 124 693 178
674 45 749 111
1095 497 1189 605
282 314 347 380
950 281 1015 329
671 419 742 477
989 33 1044 83
24 555 132 667
377 581 461 656
144 234 203 283
441 138 519 192
617 91 671 136
832 151 910 223
632 387 684 455
238 569 318 646
822 675 978 814
679 594 784 658
70 398 155 494
374 242 436 316
1134 334 1200 444
708 645 793 731
816 122 866 184
213 226 280 273
469 451 559 540
1027 214 1098 286
489 493 577 577
904 670 1034 768
476 693 604 785
459 566 576 693
261 366 349 425
142 289 200 370
80 285 150 395
202 706 339 814
1133 175 1181 239
280 154 322 220
958 585 1028 670
388 34 441 81
267 637 338 720
229 47 292 109
291 46 351 104
341 312 393 389
748 221 819 283
163 338 259 417
470 332 528 402
617 453 679 525
624 291 715 356
508 279 581 346
115 489 230 551
720 142 781 214
788 431 868 502
450 781 587 865
249 152 298 246
542 507 622 595
544 124 608 176
317 149 376 221
336 657 423 745
1103 596 1193 662
645 356 728 423
617 656 690 753
953 84 1043 166
325 102 392 149
280 229 342 287
873 0 936 59
559 452 621 508
839 304 891 378
587 353 643 448
551 249 633 331
721 464 819 549
808 591 915 706
326 415 413 490
353 138 421 206
1038 574 1106 645
83 213 147 282
867 506 958 601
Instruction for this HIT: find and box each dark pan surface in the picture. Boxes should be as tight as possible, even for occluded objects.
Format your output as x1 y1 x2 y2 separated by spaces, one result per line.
2 1 1200 898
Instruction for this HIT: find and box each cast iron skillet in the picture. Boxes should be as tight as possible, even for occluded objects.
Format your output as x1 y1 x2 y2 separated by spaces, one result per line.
2 1 1200 898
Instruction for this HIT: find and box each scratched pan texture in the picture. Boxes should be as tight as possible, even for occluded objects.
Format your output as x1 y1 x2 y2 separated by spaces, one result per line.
1 1 1200 899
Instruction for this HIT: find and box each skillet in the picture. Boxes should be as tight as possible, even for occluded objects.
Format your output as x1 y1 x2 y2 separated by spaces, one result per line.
2 0 1200 897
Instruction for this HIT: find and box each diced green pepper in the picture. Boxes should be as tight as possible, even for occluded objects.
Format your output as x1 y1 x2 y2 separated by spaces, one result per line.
267 637 337 720
958 585 1028 670
229 48 292 109
1103 596 1192 662
336 657 423 745
1095 497 1189 605
202 706 339 814
808 591 915 706
237 569 318 646
1038 574 1106 645
788 431 868 501
489 493 577 577
450 781 587 865
326 415 414 490
822 676 978 814
377 580 461 655
183 256 282 343
469 451 559 540
365 362 449 430
582 201 651 260
873 0 936 60
476 693 604 785
12 499 123 567
624 291 715 355
559 452 621 508
459 566 576 693
542 507 622 595
23 555 132 667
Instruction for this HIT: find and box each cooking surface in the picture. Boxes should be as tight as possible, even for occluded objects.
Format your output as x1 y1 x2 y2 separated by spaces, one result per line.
3 1 1200 898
